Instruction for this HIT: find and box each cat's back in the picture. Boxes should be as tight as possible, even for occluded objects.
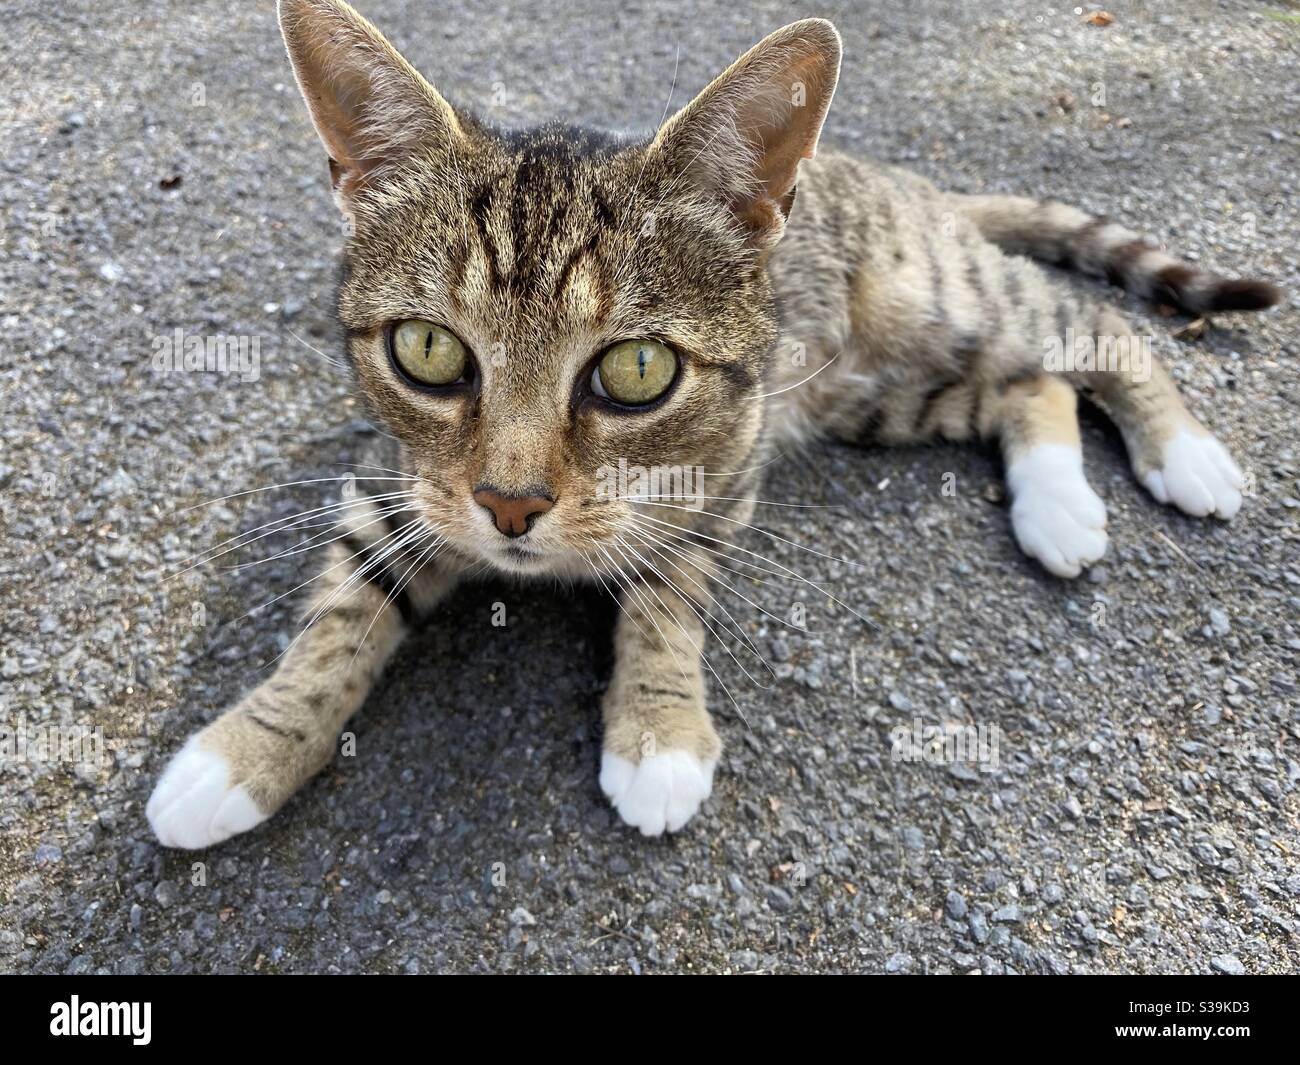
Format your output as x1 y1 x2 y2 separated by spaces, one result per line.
775 148 942 281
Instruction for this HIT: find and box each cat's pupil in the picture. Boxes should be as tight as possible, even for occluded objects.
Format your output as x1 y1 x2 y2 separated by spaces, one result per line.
637 348 647 378
424 331 433 358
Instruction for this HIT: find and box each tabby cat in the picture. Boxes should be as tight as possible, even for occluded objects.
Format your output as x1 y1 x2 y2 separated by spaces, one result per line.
147 0 1281 846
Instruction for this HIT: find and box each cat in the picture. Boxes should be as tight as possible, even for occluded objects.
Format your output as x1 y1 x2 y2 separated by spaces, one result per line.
146 0 1281 846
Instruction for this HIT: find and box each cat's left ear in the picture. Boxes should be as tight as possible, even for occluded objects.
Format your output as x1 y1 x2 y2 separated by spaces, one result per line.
649 19 841 250
277 0 465 215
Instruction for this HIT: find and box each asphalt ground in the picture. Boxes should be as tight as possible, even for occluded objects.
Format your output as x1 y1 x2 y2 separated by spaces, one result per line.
0 0 1296 973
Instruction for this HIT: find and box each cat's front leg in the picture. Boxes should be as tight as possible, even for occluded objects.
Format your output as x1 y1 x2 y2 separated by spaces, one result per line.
599 572 721 837
147 535 456 849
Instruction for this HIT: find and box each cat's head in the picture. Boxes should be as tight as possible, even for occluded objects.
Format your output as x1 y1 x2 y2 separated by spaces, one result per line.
279 0 840 577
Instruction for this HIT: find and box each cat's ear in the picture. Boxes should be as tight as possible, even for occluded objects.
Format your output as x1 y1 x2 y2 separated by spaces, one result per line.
277 0 465 213
649 19 841 250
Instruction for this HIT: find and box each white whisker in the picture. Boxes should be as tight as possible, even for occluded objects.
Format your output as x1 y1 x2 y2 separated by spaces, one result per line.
627 494 836 510
619 43 680 226
168 490 417 577
285 327 349 373
223 501 414 573
576 547 656 651
239 515 424 630
178 475 417 513
627 511 879 630
348 522 447 665
699 453 787 478
260 519 432 673
626 523 807 637
753 351 841 400
593 542 693 685
626 513 793 585
615 534 772 691
606 538 746 720
627 499 860 568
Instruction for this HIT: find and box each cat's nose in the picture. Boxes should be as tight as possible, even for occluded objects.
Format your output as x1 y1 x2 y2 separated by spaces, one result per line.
473 486 555 538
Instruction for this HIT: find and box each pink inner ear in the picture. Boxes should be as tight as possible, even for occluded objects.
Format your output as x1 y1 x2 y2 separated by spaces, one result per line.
649 24 840 247
300 57 394 178
280 0 465 201
743 52 837 205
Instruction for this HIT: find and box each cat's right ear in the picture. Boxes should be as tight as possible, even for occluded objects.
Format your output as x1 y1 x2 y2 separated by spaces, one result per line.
277 0 465 217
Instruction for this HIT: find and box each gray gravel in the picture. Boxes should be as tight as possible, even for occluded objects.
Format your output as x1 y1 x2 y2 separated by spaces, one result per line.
2 0 1297 974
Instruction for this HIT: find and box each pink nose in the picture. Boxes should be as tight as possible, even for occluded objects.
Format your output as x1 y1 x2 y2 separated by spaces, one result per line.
473 488 554 538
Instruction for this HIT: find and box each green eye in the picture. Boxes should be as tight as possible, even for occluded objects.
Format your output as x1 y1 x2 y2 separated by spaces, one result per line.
391 319 468 386
593 340 678 406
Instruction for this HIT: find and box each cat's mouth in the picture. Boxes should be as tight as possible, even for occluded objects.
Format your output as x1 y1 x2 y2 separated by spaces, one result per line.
482 537 566 576
413 481 603 578
498 541 544 562
475 532 604 581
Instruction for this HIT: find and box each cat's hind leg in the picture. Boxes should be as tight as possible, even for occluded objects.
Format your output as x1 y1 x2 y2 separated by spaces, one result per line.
147 507 455 848
1065 305 1244 519
992 371 1109 578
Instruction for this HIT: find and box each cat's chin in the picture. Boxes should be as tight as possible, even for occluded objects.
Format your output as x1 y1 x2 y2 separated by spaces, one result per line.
479 541 583 579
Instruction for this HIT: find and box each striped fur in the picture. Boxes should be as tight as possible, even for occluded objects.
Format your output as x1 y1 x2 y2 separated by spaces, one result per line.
953 194 1282 315
146 1 1284 847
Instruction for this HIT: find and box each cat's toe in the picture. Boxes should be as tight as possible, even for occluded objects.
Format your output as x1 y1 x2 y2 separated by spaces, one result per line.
1011 499 1108 578
1008 450 1108 579
600 749 716 836
146 737 267 849
1141 429 1243 520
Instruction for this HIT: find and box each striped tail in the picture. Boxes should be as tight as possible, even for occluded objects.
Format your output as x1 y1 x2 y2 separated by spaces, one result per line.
954 193 1283 315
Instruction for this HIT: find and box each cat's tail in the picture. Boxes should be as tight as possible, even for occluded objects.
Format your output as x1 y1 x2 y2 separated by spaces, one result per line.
952 193 1283 315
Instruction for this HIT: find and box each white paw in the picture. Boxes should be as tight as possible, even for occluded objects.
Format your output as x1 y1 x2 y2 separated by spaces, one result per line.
1141 429 1243 519
1007 444 1109 578
600 749 716 837
146 737 267 849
